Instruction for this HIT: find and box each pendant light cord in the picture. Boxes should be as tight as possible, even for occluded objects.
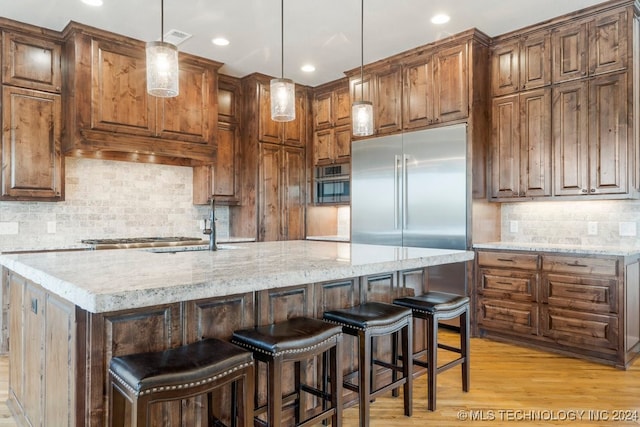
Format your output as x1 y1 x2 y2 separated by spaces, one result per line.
281 0 284 79
160 0 164 42
359 0 364 102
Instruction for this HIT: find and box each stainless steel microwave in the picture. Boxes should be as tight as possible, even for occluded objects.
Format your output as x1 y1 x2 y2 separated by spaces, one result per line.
314 164 350 204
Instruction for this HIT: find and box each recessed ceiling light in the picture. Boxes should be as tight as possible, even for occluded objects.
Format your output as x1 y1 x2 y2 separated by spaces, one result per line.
212 37 230 46
301 64 316 72
431 14 450 25
81 0 103 6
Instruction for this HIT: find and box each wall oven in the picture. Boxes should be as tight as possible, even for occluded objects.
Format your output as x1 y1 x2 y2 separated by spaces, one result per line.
314 164 350 204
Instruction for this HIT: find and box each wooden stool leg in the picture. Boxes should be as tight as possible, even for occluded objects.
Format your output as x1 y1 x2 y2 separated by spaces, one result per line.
358 330 372 427
391 330 399 398
330 341 343 427
243 367 255 427
402 322 413 417
294 360 303 424
268 356 283 427
461 309 470 392
109 381 127 427
427 315 437 411
134 395 149 427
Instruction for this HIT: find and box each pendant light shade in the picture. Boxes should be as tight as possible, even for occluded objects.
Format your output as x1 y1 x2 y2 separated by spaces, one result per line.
270 0 295 122
146 0 179 98
352 0 373 136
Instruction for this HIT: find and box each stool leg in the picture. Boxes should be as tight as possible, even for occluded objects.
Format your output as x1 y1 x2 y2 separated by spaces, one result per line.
134 395 150 427
402 321 413 417
391 331 399 398
358 330 372 427
109 380 126 427
268 356 283 427
330 339 343 427
243 366 255 427
294 360 303 424
427 315 437 411
461 308 470 393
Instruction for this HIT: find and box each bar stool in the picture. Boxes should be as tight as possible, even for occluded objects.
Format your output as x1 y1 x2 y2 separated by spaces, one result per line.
393 291 470 411
322 302 413 427
231 316 343 427
108 337 255 427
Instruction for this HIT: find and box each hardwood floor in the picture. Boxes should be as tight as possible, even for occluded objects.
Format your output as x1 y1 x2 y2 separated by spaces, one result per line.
0 334 638 426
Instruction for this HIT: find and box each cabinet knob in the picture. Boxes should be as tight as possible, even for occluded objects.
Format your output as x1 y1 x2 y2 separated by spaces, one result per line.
581 189 588 193
590 188 596 193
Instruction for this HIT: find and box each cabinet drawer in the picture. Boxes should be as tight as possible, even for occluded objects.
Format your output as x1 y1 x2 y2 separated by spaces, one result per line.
478 268 537 301
541 255 618 276
477 298 538 335
477 251 539 270
542 274 618 313
541 306 618 352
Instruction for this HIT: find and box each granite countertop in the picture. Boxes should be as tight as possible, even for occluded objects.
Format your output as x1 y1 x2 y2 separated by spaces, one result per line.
0 240 473 314
306 235 350 242
473 242 640 257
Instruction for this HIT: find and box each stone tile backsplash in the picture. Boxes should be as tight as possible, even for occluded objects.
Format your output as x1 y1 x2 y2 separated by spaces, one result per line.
501 200 640 247
0 158 229 251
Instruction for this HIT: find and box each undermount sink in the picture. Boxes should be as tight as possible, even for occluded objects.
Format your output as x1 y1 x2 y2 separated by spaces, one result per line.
144 244 243 254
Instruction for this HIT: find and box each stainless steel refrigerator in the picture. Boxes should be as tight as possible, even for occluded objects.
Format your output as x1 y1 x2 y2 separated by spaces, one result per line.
351 123 468 295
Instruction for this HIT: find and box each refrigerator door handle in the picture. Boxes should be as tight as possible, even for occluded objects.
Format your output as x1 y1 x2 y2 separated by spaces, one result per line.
403 154 409 229
394 155 401 229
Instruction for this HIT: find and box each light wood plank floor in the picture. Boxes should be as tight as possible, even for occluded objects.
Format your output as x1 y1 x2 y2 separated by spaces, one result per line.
0 335 638 426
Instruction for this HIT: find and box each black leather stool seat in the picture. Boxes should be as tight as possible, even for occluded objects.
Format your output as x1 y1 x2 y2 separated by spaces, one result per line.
108 337 255 427
232 317 343 427
232 316 343 356
393 292 470 315
323 301 412 331
322 302 413 427
393 291 470 411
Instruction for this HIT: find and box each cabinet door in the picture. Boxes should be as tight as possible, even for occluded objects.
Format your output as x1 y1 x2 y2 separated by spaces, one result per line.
157 59 216 145
552 81 589 196
589 72 628 195
90 39 156 136
23 283 44 427
1 86 63 201
491 94 520 198
334 85 351 126
477 298 539 336
433 43 468 123
8 275 24 407
283 146 306 240
403 57 434 129
491 38 520 96
215 122 239 197
282 87 307 147
2 31 62 93
374 66 402 134
258 143 282 241
313 91 333 130
334 125 352 161
552 21 589 83
313 128 332 165
589 8 628 76
520 31 551 91
519 89 551 197
258 83 281 143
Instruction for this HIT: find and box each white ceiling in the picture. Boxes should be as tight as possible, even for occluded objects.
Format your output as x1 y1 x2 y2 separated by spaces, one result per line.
2 0 606 87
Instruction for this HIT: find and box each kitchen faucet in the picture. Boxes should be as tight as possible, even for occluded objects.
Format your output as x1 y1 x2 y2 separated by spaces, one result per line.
203 198 217 251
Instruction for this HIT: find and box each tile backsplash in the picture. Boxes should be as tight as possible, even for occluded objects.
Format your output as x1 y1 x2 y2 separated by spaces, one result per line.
0 158 229 251
501 200 640 247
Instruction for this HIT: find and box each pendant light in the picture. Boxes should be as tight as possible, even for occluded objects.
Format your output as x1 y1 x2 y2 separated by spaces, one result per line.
146 0 179 97
270 0 295 122
352 0 373 136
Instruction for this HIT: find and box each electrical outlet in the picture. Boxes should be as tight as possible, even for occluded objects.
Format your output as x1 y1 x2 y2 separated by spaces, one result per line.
47 221 56 234
587 221 598 236
509 220 519 233
199 219 206 230
619 221 637 237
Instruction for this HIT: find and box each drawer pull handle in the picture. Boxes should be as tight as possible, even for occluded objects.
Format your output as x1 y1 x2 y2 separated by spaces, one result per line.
496 281 513 285
497 258 515 262
565 263 588 268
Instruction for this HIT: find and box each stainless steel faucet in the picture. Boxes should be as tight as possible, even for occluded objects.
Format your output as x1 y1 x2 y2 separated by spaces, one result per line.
203 198 217 251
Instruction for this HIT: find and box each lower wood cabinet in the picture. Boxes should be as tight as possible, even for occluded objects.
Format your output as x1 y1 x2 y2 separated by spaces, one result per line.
475 249 640 369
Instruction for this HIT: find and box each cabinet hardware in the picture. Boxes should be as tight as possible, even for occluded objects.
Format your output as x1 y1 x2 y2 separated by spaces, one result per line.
590 188 596 193
496 281 513 285
497 258 515 262
581 189 588 193
565 263 588 268
31 298 38 314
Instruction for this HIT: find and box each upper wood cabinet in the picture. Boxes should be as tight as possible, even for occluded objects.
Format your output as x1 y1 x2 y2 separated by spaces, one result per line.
491 89 552 200
193 74 241 205
62 23 221 164
312 78 351 165
491 29 551 96
256 78 308 147
1 29 64 202
552 7 628 83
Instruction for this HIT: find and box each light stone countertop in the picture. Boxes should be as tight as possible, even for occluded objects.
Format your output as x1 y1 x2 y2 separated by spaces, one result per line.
0 240 474 314
473 242 640 257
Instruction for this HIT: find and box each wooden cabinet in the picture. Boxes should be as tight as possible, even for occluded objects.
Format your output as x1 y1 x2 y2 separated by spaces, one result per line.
491 88 551 199
235 73 309 241
491 30 551 96
7 273 76 426
193 74 241 205
63 23 221 164
475 249 640 368
312 79 351 165
552 7 628 83
1 30 64 202
553 72 629 196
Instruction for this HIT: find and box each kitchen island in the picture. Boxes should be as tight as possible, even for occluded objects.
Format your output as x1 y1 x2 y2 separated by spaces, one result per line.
0 240 473 426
